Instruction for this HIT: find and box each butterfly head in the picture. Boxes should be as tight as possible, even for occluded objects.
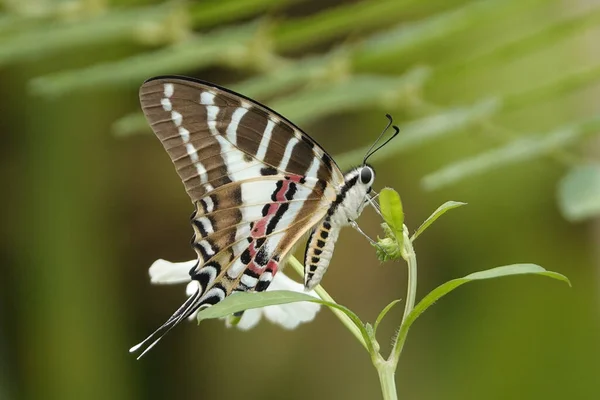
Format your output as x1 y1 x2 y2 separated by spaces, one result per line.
359 164 375 186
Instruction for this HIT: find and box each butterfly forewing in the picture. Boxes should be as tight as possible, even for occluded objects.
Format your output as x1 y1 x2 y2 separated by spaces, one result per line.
139 77 343 202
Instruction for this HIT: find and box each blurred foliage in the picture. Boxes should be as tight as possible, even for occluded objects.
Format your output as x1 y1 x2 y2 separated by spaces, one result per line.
1 0 599 400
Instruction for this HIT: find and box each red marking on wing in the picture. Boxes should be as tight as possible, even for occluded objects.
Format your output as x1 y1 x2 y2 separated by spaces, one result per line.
266 259 278 275
245 175 301 277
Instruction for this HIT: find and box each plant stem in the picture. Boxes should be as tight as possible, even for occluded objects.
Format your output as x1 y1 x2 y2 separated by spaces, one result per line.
287 256 369 351
375 360 398 400
392 225 418 363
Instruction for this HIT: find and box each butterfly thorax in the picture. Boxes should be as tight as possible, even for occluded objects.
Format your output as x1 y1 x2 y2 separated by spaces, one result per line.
328 166 375 226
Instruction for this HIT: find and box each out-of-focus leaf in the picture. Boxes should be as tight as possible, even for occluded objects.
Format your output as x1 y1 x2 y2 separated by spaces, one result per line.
438 2 598 79
353 0 529 68
190 0 301 29
273 0 421 51
112 113 148 137
504 63 600 112
411 201 466 241
557 164 600 222
272 68 431 125
422 116 600 190
29 22 263 96
0 4 179 66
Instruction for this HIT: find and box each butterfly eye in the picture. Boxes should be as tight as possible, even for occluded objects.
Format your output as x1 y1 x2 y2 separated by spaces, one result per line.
360 167 373 184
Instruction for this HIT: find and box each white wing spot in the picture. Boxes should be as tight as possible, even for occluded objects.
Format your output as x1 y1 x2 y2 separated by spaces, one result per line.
259 271 273 283
179 127 190 142
196 216 214 235
304 157 321 189
202 196 214 213
185 143 199 162
279 137 299 171
226 107 248 145
171 111 182 127
197 265 218 290
201 91 215 105
200 286 225 303
195 164 207 184
227 260 246 279
256 120 275 160
161 98 172 112
241 274 258 288
164 83 174 98
201 92 222 139
198 240 215 257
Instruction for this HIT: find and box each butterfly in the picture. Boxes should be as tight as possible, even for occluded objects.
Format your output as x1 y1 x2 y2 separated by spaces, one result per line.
130 76 398 358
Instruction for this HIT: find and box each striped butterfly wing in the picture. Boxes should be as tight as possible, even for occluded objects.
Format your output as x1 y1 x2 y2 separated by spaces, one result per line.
133 76 344 356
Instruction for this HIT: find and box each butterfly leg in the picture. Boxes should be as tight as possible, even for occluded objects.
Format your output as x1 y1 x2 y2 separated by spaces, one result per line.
348 219 390 256
364 191 384 219
348 219 376 244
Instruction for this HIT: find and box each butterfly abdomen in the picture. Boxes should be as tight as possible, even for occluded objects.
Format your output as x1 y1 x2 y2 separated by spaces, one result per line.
304 218 341 290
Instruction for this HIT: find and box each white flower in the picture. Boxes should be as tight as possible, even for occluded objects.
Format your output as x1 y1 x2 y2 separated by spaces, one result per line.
149 258 321 330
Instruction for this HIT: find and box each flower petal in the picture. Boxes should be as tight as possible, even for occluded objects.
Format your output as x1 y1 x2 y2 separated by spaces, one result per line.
149 258 196 284
263 301 321 329
261 272 321 329
234 309 263 330
185 281 198 296
268 270 309 292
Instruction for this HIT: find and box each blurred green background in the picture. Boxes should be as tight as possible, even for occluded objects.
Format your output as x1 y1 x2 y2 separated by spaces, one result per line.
1 0 600 399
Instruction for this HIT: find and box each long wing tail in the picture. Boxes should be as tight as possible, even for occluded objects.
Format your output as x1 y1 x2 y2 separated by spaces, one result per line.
129 287 203 359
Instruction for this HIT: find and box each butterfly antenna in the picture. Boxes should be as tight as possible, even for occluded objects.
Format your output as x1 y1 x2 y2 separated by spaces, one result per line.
364 125 400 165
363 114 393 165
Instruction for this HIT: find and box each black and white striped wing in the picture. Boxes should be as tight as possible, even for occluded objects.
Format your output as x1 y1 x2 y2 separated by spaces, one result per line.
133 76 344 356
140 76 344 202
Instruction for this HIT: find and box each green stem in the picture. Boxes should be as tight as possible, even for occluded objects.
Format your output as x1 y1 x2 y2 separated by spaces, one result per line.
375 360 398 400
287 256 369 351
392 225 418 363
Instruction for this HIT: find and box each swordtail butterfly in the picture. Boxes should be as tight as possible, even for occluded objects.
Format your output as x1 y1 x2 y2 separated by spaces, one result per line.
130 76 398 358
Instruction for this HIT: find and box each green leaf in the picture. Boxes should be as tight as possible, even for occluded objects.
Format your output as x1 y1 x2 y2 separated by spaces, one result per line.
373 299 402 337
195 290 373 351
403 264 570 332
557 164 600 222
379 188 404 243
0 4 179 66
411 201 466 241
